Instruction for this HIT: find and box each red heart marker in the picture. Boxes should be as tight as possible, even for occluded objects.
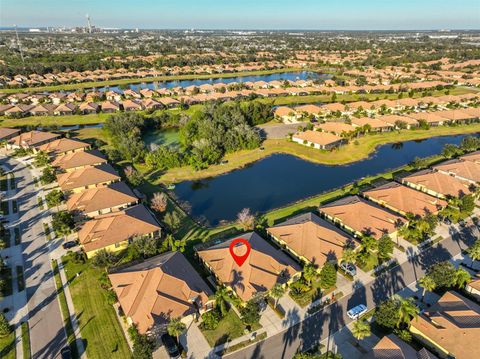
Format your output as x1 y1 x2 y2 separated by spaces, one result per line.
229 238 251 267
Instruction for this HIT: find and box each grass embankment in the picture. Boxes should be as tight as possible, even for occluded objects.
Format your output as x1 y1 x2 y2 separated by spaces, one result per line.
149 123 480 184
0 67 305 94
51 260 78 359
62 256 130 359
0 330 16 359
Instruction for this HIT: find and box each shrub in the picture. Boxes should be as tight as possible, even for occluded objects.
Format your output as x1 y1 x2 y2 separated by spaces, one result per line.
319 262 337 289
201 309 221 330
240 300 261 326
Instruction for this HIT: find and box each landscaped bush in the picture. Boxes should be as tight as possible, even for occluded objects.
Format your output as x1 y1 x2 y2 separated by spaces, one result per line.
51 211 75 236
200 308 222 330
240 300 261 327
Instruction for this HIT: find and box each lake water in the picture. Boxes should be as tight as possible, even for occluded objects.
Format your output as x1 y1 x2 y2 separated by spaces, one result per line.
173 134 476 226
100 71 328 92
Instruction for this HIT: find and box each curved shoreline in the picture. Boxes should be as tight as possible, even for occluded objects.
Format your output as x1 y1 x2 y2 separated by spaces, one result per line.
0 67 315 94
152 124 480 184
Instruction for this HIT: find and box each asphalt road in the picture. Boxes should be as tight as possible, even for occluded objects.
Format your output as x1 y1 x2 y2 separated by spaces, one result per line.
226 223 479 359
6 156 67 359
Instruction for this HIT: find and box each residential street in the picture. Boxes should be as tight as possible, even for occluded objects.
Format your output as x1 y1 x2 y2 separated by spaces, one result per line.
225 222 479 359
2 154 67 359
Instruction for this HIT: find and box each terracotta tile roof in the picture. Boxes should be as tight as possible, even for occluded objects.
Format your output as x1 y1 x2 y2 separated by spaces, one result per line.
57 163 120 191
468 274 480 292
363 182 447 217
0 128 20 141
321 103 346 112
459 151 480 164
362 334 438 359
78 204 161 253
403 169 473 198
351 117 393 129
317 122 356 135
433 159 480 183
296 104 322 114
267 213 357 267
38 138 90 155
319 196 405 239
109 252 213 333
410 291 480 359
197 232 301 301
67 182 138 215
9 131 60 148
52 149 107 171
407 112 449 124
436 109 473 121
378 114 419 126
275 106 296 117
459 107 480 118
293 130 343 146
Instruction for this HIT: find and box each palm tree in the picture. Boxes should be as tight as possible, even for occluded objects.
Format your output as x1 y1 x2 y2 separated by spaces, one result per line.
213 286 232 316
167 317 186 344
394 295 419 328
418 276 436 302
270 283 285 309
455 268 471 288
302 263 317 285
342 248 357 265
467 240 480 266
351 319 371 345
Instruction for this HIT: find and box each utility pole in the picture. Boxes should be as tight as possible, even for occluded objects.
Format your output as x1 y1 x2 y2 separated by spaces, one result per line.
14 24 25 64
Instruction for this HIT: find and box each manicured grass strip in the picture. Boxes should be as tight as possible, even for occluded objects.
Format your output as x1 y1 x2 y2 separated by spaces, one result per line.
1 201 9 215
51 260 79 359
220 332 268 355
16 265 25 291
8 173 15 191
14 227 21 245
21 322 31 359
0 227 11 248
11 200 18 214
62 255 131 359
0 329 16 359
0 175 7 191
37 197 44 210
43 223 51 240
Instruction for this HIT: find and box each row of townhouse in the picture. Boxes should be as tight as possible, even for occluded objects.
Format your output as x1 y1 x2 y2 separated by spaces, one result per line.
3 128 163 259
275 92 480 122
0 60 286 88
0 80 453 118
290 105 480 151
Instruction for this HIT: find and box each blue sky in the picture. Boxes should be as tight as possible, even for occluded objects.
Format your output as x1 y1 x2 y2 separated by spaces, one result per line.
1 0 479 30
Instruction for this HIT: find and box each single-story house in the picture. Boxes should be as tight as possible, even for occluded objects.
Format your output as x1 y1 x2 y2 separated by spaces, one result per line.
78 204 161 258
362 334 437 359
433 159 480 184
38 138 90 156
292 130 345 150
0 128 21 142
8 130 60 150
319 195 405 240
52 149 107 172
109 252 214 334
196 232 301 302
351 117 394 132
57 163 121 193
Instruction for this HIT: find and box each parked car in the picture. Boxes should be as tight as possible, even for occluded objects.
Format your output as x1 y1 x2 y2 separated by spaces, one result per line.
60 347 72 359
347 304 368 320
161 333 180 358
62 241 77 249
340 262 357 276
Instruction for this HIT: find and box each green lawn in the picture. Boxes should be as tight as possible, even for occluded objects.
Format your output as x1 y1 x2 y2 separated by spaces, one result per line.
1 201 9 215
16 265 25 291
200 308 261 347
290 278 336 308
51 260 78 358
62 255 131 359
0 330 16 359
0 175 7 191
11 200 18 214
357 253 379 272
0 267 13 298
14 228 21 245
21 322 31 359
8 174 15 191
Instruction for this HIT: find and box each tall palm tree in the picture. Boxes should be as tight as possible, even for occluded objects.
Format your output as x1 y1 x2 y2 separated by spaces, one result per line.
167 317 186 344
455 268 471 288
418 276 436 302
213 286 232 316
394 295 419 328
351 319 371 345
270 283 285 309
302 263 317 285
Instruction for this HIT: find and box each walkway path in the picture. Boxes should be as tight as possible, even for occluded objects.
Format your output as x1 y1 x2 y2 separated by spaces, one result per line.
1 153 67 359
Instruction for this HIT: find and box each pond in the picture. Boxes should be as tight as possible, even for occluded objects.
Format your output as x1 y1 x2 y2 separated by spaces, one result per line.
143 128 180 149
98 71 329 92
173 134 477 226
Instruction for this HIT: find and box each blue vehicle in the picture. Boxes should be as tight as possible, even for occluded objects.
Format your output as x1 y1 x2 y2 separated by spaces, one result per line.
347 304 368 320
